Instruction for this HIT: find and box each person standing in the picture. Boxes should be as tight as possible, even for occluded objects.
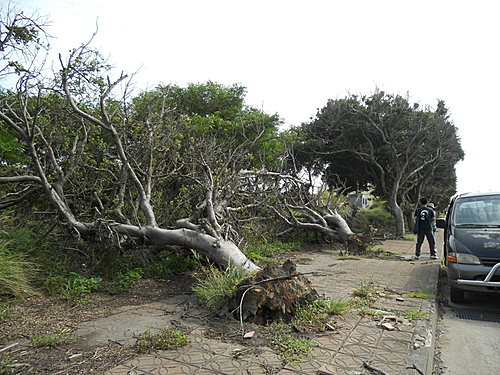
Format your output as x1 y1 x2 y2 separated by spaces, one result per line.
414 197 437 260
427 202 438 254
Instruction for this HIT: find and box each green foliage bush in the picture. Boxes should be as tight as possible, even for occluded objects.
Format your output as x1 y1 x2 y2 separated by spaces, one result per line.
150 254 200 279
45 272 101 304
350 206 396 235
107 268 143 295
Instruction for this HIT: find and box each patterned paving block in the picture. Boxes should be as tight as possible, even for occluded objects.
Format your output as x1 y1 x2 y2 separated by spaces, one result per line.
312 334 345 352
328 352 366 372
335 343 375 362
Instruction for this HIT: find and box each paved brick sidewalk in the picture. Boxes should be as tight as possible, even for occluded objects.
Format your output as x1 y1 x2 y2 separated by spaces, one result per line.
92 233 442 375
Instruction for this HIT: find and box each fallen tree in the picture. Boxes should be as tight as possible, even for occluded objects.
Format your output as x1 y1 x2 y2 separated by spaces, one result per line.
0 32 268 271
0 14 365 273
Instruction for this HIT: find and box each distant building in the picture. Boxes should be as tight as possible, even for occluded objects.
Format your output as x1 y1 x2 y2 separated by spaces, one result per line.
348 192 373 209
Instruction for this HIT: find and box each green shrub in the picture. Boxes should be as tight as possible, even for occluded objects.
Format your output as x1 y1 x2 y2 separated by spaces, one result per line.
3 226 38 254
45 272 101 304
136 328 189 353
107 268 143 294
351 206 396 235
150 254 199 279
192 263 247 310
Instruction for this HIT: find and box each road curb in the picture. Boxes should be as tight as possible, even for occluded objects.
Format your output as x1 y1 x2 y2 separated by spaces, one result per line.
403 296 439 375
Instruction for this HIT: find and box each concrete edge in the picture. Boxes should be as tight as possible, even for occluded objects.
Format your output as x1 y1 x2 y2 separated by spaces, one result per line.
403 299 438 375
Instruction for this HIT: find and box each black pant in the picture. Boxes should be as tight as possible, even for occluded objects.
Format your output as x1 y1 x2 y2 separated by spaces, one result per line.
415 230 436 256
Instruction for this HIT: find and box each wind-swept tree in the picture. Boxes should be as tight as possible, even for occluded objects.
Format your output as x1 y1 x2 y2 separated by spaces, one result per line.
297 91 464 237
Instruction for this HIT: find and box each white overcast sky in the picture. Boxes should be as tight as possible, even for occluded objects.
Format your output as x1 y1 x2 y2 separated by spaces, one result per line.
9 0 500 194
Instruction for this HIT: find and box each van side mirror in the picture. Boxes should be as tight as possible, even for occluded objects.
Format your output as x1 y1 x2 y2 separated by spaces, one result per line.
436 217 447 229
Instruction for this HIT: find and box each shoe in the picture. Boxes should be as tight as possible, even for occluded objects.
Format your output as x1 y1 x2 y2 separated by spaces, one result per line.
412 255 419 260
430 255 438 260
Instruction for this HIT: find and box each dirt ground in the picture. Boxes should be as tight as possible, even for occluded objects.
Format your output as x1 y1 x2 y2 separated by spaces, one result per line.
0 275 200 374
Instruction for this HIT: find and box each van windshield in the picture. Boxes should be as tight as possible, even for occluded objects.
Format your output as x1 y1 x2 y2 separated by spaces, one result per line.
453 195 500 227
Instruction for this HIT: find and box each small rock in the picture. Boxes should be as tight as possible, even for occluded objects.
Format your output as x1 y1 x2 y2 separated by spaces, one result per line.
325 323 336 331
396 297 405 302
415 335 426 342
381 322 395 331
398 318 410 325
243 331 255 339
414 342 423 349
231 348 242 356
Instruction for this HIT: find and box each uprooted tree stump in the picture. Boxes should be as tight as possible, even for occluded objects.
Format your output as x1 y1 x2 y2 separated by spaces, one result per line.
346 234 368 255
229 260 319 324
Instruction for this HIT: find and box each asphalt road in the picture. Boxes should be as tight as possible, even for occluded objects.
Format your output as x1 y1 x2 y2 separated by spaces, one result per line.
435 281 500 375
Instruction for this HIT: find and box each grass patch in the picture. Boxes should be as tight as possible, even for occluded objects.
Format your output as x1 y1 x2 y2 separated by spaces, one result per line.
405 290 435 300
366 247 400 259
357 306 389 317
0 303 11 322
192 263 248 311
31 332 78 347
267 297 350 361
337 255 360 260
268 321 314 364
0 243 36 299
402 309 428 321
136 328 189 353
293 297 352 331
352 280 378 299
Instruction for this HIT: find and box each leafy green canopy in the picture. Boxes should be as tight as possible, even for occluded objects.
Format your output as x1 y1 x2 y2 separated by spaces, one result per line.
296 91 463 204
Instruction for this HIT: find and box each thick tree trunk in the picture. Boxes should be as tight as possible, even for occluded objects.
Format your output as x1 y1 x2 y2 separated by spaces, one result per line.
324 213 354 241
387 201 405 238
109 224 260 272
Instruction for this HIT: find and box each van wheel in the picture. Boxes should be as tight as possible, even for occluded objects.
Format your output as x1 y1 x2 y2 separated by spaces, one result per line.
450 287 465 303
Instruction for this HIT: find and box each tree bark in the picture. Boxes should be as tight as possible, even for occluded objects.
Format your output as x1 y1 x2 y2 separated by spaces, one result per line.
112 225 259 272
